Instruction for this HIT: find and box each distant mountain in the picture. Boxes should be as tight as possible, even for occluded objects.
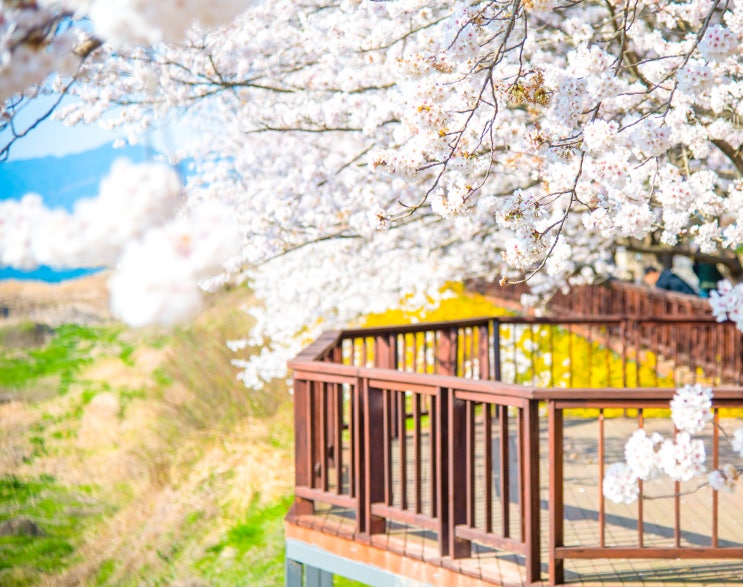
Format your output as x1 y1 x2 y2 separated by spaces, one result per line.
0 142 162 281
0 142 156 211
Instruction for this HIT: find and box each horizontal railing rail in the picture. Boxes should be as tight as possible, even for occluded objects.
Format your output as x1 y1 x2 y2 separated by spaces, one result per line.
288 313 743 585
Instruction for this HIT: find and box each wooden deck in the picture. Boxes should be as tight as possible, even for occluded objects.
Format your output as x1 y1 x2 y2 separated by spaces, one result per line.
286 309 743 586
288 415 743 586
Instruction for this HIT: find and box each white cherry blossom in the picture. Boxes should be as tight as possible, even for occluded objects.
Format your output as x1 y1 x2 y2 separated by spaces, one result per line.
670 384 713 434
1 0 743 387
603 463 639 505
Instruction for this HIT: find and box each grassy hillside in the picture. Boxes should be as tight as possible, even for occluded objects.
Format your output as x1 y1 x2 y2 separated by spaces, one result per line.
0 285 295 587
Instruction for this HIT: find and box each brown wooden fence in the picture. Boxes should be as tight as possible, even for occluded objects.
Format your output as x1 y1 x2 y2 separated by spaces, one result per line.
288 315 743 585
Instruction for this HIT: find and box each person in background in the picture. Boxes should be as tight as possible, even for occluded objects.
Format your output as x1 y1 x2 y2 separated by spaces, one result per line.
643 266 696 295
692 260 724 298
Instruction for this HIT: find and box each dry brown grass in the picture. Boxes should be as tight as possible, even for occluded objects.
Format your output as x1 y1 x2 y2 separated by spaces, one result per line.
48 404 293 587
1 280 295 586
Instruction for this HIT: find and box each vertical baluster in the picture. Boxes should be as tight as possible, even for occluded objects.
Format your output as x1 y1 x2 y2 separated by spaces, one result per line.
518 408 525 543
653 322 661 387
530 324 537 386
438 328 457 376
713 408 719 547
348 381 356 499
637 409 644 547
398 390 407 511
674 423 681 547
598 409 605 546
512 325 519 384
334 383 343 495
493 321 502 382
484 403 493 534
310 381 322 491
499 404 510 537
605 326 611 388
466 401 475 527
424 331 431 374
637 318 644 386
587 323 593 387
478 324 490 381
621 319 628 388
568 327 574 388
430 394 438 518
692 324 699 384
715 325 722 384
413 393 422 513
549 325 555 387
736 327 742 385
673 323 681 387
549 400 564 585
383 388 391 506
412 332 419 373
320 382 329 492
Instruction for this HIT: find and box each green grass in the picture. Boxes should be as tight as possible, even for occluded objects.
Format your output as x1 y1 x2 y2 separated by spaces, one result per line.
194 494 293 586
0 474 110 586
0 324 130 393
192 493 368 587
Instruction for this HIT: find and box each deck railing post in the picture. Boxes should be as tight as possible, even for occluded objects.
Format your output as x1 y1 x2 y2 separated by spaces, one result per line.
548 400 565 585
353 377 367 535
293 378 314 516
447 391 471 559
523 398 541 584
435 386 453 557
359 379 386 538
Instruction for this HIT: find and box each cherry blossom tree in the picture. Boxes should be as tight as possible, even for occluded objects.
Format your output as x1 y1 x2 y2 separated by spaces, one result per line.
2 0 743 395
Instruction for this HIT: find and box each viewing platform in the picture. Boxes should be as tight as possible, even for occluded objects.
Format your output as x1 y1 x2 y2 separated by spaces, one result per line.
285 284 743 586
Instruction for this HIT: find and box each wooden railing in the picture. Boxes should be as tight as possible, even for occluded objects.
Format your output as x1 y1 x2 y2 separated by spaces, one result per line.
478 279 743 382
549 280 714 318
473 277 716 318
288 315 743 585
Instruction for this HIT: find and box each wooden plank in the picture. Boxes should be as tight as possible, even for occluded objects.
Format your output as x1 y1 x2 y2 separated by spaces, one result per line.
453 389 529 406
556 546 743 559
454 525 528 555
367 379 438 395
369 503 438 531
294 486 356 509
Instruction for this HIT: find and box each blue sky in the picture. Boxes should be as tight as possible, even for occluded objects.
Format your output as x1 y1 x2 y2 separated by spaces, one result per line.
2 94 188 162
2 95 117 161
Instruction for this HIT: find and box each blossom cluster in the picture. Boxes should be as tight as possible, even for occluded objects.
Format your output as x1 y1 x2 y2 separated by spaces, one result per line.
710 280 743 330
0 3 85 104
2 0 743 390
604 385 743 505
